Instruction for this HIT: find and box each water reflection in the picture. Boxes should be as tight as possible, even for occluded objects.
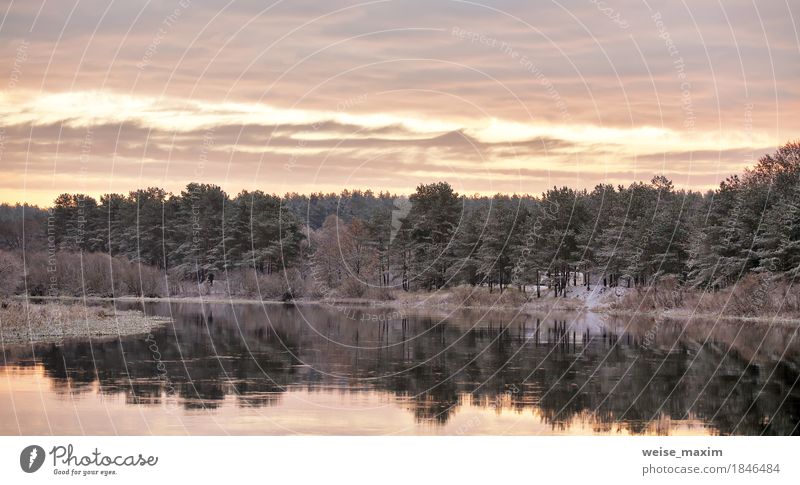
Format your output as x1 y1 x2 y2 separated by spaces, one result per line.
1 302 798 435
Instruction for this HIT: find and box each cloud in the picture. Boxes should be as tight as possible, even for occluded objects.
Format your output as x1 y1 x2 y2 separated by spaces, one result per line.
0 0 796 205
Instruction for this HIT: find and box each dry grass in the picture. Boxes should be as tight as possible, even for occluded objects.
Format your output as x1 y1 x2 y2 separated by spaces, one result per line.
447 285 530 308
610 274 800 319
0 301 171 344
610 276 684 312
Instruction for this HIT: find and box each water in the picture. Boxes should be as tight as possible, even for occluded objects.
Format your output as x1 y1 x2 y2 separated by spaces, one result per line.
1 301 798 435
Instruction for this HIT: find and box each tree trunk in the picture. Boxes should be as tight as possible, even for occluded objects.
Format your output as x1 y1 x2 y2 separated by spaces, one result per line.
536 269 540 298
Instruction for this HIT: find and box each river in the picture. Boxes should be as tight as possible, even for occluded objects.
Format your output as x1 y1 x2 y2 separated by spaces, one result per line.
1 301 798 435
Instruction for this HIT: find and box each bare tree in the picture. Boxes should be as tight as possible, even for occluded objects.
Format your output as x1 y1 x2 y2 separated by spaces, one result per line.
0 250 22 300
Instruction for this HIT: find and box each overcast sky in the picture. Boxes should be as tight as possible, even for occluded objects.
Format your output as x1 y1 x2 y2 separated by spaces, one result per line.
1 0 798 205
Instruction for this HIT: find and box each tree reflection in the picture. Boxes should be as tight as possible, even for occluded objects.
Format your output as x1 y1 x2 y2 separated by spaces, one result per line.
3 302 798 435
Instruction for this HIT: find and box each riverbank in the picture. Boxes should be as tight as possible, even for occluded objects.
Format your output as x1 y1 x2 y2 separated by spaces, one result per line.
14 279 800 326
0 301 171 345
601 275 800 324
20 288 587 312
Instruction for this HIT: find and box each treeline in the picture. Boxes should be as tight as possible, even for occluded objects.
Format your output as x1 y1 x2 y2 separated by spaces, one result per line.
1 142 799 299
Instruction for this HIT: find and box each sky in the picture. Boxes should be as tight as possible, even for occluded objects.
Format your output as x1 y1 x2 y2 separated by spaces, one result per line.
0 0 798 206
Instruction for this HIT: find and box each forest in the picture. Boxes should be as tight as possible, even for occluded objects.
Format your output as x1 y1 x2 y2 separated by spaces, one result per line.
1 142 799 302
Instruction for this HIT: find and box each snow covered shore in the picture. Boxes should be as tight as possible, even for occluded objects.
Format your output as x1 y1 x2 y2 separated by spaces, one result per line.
0 301 171 345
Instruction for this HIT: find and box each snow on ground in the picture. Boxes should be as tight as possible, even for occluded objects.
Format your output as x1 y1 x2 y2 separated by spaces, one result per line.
562 284 633 310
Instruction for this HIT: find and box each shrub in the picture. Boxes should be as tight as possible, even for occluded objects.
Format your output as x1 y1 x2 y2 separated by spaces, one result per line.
613 276 684 311
726 273 771 316
166 267 194 296
20 251 165 297
338 276 367 298
776 283 800 315
449 285 529 308
119 260 165 297
233 268 307 300
496 287 530 307
0 250 22 298
364 286 396 301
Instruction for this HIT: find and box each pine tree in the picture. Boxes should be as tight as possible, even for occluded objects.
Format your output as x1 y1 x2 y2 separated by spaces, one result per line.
405 182 461 290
